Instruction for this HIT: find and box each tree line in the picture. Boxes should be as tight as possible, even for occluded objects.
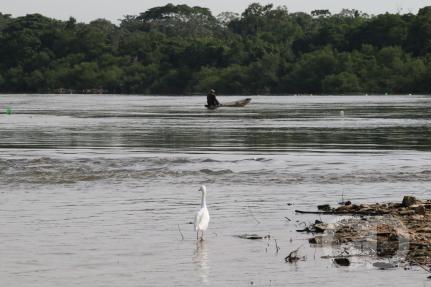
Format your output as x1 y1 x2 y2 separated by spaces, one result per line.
1 3 431 94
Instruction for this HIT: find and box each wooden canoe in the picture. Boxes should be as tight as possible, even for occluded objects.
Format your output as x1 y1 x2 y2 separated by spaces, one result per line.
205 98 252 109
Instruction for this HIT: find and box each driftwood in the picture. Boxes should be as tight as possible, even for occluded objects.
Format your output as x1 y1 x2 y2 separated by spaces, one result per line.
177 224 184 240
295 209 389 216
235 234 270 240
321 254 369 259
285 245 303 263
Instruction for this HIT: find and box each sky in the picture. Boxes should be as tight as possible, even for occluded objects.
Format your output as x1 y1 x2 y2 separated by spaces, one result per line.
1 0 431 23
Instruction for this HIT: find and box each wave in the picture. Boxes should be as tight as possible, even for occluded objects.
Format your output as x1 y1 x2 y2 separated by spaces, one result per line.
1 157 430 186
199 169 234 175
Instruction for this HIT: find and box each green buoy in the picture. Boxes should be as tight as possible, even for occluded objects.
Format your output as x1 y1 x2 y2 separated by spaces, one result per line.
5 107 12 115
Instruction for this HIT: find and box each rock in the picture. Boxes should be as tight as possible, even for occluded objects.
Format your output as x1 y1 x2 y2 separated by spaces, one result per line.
308 237 317 244
402 196 417 207
336 205 354 212
351 204 360 210
415 205 426 215
399 210 415 216
334 257 350 266
410 215 425 221
417 227 431 233
309 236 323 244
314 223 328 233
317 204 331 212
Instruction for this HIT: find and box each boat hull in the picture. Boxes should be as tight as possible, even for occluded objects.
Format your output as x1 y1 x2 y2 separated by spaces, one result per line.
205 98 251 109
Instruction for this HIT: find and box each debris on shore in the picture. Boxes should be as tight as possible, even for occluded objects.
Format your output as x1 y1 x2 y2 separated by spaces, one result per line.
296 196 431 268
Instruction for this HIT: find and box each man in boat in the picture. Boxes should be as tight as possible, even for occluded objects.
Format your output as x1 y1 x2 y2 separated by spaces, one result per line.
207 89 220 107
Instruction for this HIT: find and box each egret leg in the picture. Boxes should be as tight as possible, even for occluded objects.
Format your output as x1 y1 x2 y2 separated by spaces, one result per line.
196 231 199 241
201 231 204 241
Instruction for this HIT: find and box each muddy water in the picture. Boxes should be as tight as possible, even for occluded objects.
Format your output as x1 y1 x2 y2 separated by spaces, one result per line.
1 95 431 286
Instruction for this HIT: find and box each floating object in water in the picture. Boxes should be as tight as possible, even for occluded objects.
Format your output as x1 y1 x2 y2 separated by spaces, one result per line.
340 110 345 117
334 257 350 266
194 185 210 241
373 262 397 270
5 107 12 115
235 234 270 240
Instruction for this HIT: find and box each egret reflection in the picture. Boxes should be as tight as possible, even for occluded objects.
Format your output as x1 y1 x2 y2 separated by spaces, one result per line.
193 240 210 284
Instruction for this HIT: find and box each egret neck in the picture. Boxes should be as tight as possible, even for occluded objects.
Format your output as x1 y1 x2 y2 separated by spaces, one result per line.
201 190 207 208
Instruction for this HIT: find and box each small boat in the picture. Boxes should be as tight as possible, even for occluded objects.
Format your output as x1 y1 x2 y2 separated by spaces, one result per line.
205 98 252 110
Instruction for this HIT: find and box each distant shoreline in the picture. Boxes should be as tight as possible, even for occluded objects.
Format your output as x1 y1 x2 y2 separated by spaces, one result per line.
1 4 431 94
1 93 427 97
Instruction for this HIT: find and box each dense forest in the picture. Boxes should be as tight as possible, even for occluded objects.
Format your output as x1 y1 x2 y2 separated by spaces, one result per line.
1 3 431 94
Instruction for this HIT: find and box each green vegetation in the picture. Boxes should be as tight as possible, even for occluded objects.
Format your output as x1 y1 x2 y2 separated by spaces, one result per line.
1 4 431 94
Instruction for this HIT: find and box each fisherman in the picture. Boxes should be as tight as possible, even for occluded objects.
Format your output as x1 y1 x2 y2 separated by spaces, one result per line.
207 89 220 107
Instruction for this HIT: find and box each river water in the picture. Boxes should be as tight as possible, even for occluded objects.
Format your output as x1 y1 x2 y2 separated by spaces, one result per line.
1 94 430 287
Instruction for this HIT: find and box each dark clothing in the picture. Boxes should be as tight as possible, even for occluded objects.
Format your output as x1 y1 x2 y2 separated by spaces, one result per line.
207 93 220 106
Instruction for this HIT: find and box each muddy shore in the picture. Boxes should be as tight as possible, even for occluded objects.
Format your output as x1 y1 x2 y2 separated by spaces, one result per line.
296 196 431 268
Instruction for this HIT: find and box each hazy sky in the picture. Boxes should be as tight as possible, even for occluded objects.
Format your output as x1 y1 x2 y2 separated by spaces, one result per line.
1 0 430 23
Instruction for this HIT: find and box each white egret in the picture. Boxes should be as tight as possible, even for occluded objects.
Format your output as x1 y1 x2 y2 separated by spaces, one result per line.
194 185 210 241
